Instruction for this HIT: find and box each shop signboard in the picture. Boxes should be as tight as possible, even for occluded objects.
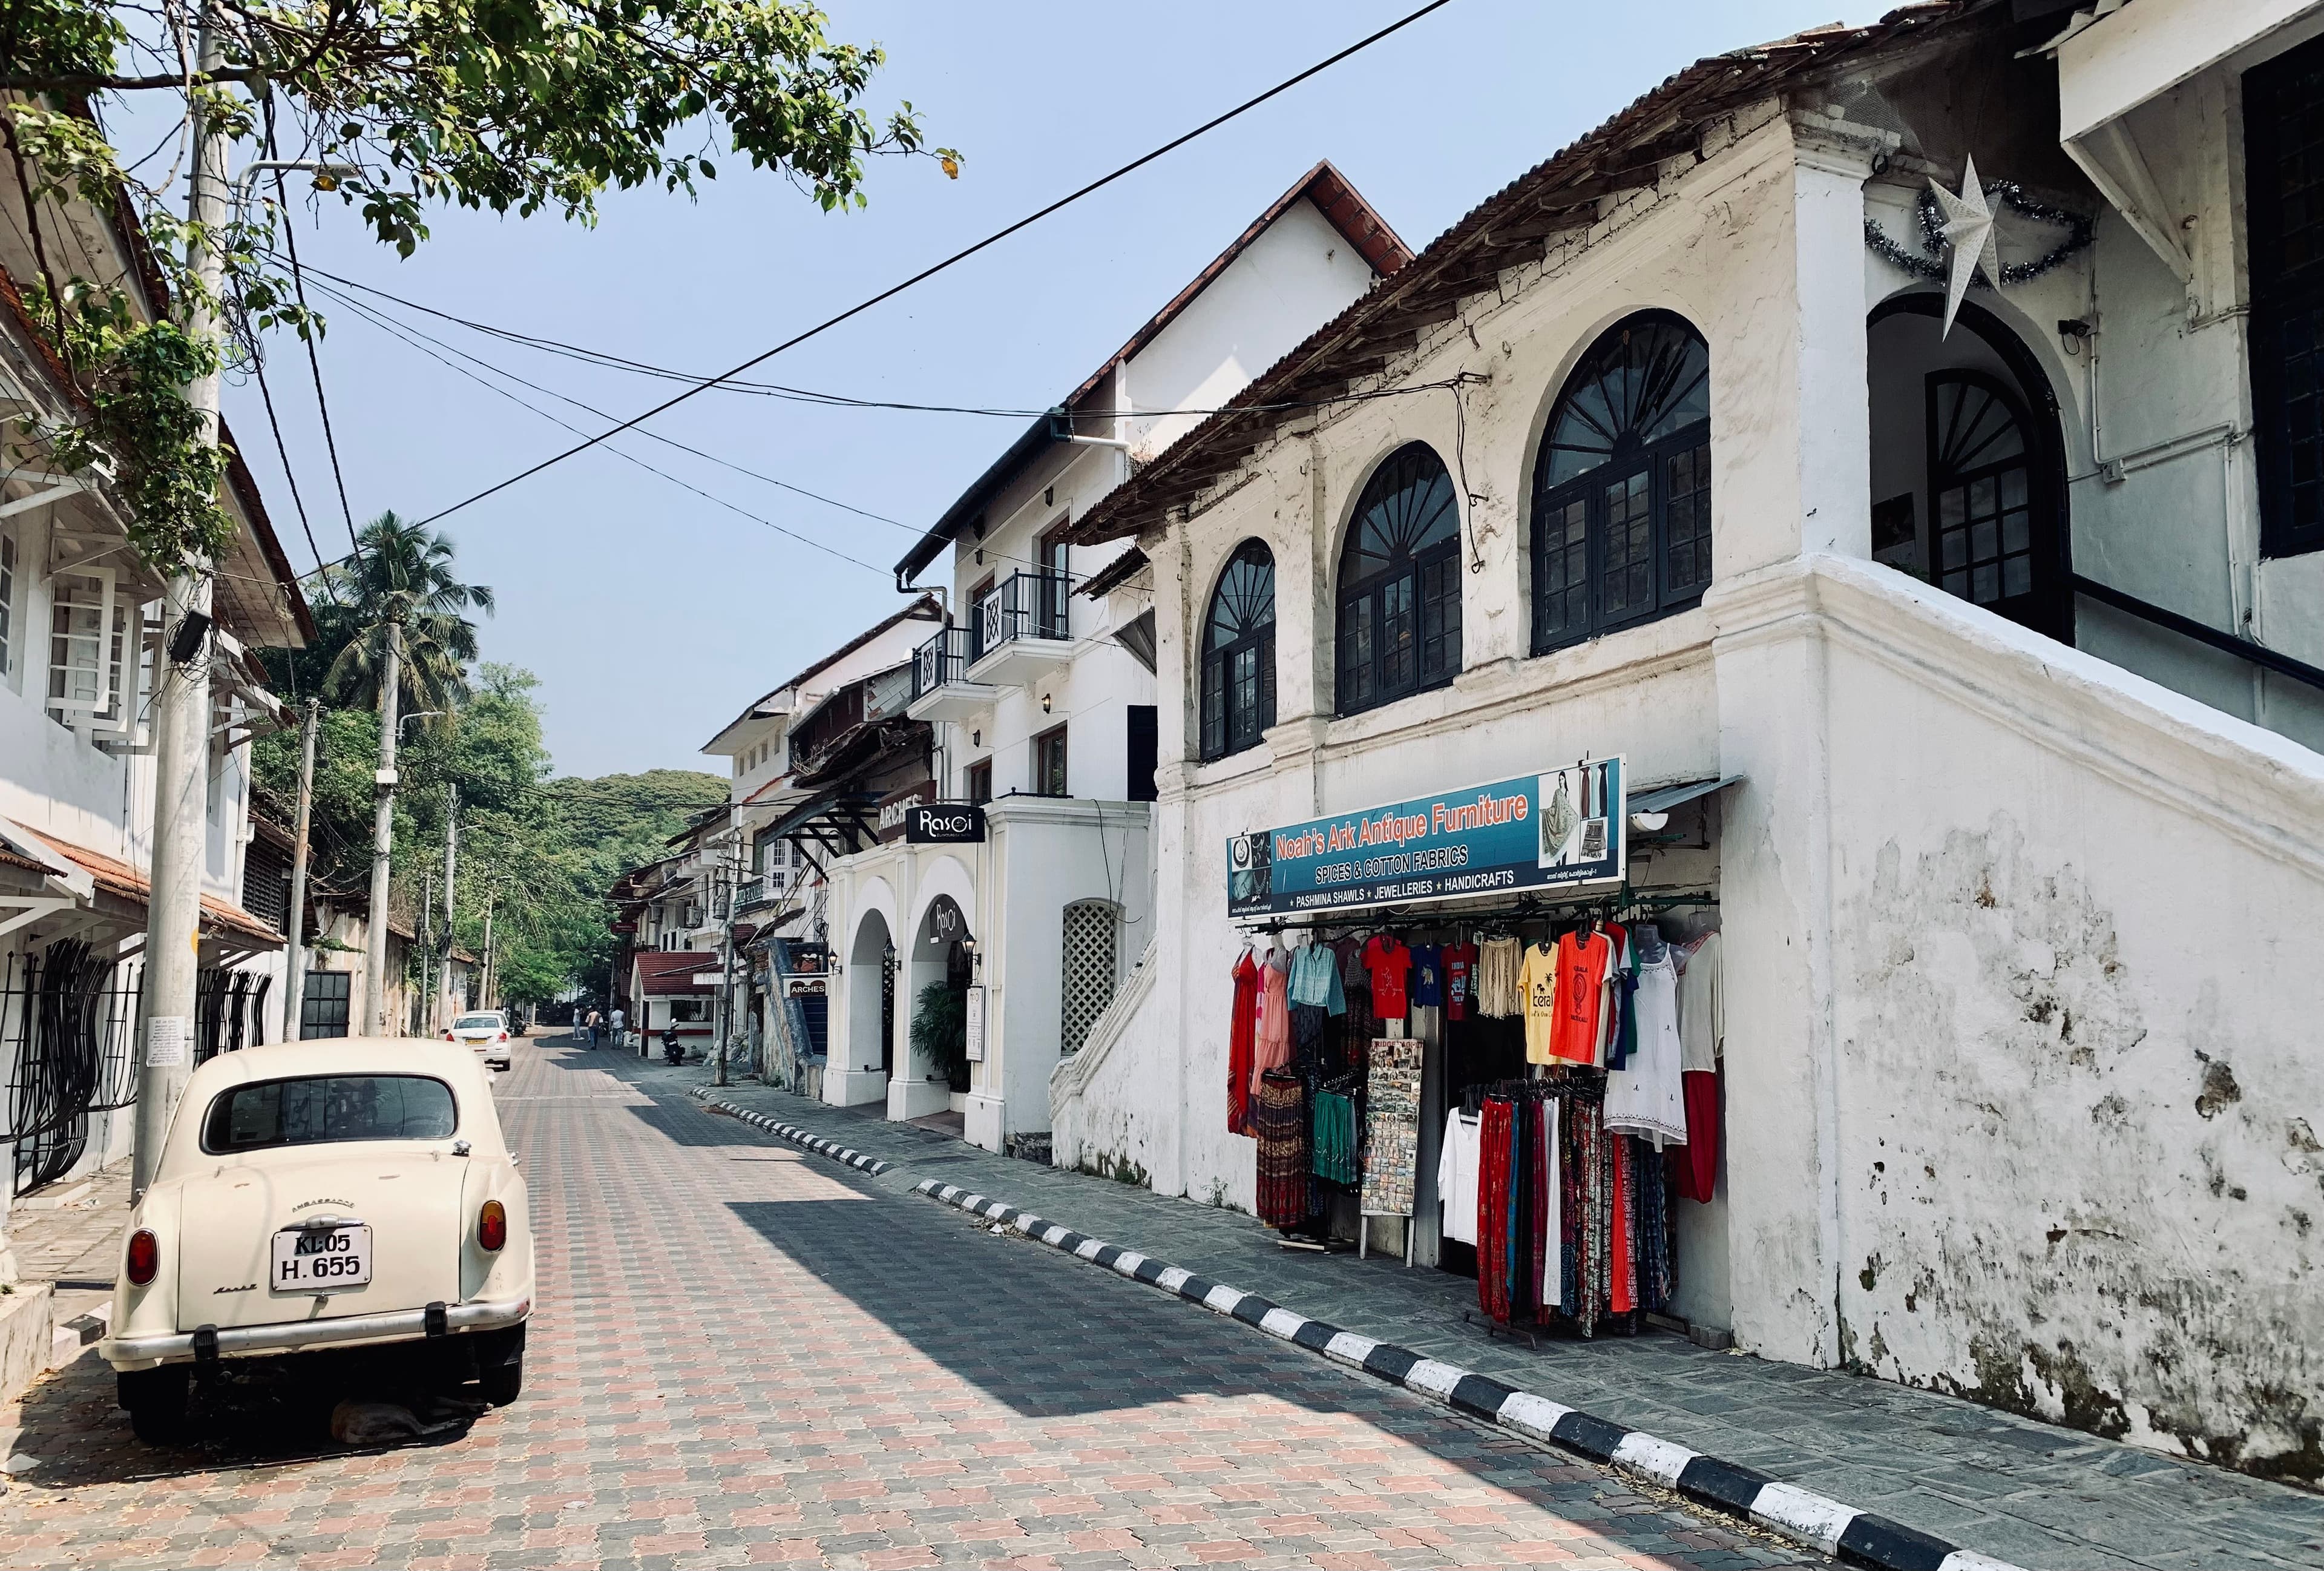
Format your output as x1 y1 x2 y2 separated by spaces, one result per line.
963 984 986 1062
1227 757 1625 919
906 802 987 843
876 780 937 842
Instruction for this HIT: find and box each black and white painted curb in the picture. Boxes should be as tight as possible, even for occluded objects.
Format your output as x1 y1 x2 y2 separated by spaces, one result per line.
686 1087 2020 1571
688 1088 891 1176
914 1181 2023 1571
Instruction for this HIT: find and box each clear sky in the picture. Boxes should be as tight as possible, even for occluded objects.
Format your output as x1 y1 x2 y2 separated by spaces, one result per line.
221 0 1893 779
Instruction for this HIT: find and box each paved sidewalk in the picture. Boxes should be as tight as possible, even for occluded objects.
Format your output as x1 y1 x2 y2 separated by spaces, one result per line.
674 1067 2324 1571
10 1159 130 1337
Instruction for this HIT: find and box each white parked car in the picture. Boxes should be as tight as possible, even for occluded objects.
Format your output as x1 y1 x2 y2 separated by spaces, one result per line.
446 1010 512 1071
100 1039 534 1444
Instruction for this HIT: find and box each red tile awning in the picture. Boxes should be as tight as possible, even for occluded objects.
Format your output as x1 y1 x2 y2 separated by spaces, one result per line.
637 949 723 996
28 828 284 947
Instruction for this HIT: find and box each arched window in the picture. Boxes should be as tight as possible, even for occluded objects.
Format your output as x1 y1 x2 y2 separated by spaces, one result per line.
1200 541 1276 760
1927 371 2038 613
1336 443 1462 716
1531 312 1713 653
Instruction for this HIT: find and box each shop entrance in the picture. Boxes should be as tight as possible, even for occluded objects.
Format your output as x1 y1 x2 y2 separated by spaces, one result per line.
848 910 896 1079
908 895 973 1096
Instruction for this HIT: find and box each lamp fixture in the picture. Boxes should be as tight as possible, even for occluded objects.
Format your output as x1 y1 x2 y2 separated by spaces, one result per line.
1041 693 1052 714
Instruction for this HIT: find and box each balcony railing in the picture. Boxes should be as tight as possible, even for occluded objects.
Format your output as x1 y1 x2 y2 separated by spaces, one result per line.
974 570 1071 660
912 625 971 700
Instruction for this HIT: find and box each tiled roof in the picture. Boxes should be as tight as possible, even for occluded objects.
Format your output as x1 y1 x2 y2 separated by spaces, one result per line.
637 949 722 995
1068 2 1985 544
28 828 285 947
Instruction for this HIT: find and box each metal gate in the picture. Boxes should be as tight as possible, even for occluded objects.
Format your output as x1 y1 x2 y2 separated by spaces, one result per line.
2 940 141 1196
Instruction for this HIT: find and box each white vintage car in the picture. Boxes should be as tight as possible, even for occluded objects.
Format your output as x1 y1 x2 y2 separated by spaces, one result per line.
99 1038 534 1444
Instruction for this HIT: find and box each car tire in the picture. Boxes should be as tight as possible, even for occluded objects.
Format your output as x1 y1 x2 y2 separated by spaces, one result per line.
474 1323 525 1406
119 1366 189 1445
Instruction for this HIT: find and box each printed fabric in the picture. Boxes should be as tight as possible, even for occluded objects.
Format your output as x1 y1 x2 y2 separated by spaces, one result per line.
1363 935 1414 1019
1477 1098 1515 1322
1551 929 1615 1066
1408 943 1445 1009
1227 949 1259 1136
1518 942 1561 1063
1442 942 1478 1021
1252 1072 1309 1228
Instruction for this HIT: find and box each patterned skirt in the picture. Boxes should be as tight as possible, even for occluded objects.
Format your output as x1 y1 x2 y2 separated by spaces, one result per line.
1252 1073 1310 1228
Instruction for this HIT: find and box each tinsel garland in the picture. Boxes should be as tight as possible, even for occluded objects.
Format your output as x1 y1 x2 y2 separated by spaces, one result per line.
1863 179 2095 287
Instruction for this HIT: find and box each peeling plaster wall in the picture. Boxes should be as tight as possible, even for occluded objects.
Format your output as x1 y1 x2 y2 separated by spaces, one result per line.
1774 555 2324 1483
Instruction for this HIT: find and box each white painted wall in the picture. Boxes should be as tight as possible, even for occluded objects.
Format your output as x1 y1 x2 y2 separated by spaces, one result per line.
1059 102 2324 1478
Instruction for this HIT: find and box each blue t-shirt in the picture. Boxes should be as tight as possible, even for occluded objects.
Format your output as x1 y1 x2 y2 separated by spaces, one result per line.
1408 943 1445 1009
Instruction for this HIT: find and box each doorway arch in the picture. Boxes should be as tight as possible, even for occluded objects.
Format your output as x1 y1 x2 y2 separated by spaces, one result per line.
910 895 973 1093
849 909 896 1079
1867 294 2072 642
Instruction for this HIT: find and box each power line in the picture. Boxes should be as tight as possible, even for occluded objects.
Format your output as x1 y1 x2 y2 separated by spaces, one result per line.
322 283 890 575
413 0 1457 526
249 352 339 605
301 275 914 536
302 272 1117 582
278 193 366 569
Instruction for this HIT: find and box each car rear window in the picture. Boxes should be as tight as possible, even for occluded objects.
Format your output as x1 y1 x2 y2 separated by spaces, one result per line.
453 1015 500 1030
202 1076 458 1153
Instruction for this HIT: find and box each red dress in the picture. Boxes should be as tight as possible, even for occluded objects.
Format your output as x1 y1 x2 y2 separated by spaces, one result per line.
1227 950 1260 1135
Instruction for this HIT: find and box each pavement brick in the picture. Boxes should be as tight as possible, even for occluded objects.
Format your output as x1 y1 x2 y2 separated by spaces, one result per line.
0 1033 1845 1566
684 1071 2324 1571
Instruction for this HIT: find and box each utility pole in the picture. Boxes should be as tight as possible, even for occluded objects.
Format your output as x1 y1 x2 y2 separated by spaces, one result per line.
479 888 496 1009
282 699 319 1042
439 781 458 1031
361 619 404 1036
133 2 227 1195
715 842 740 1088
416 868 433 1036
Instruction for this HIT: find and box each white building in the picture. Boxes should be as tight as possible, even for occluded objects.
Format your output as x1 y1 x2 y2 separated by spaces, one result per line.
0 158 309 1219
1046 0 2324 1484
808 163 1411 1151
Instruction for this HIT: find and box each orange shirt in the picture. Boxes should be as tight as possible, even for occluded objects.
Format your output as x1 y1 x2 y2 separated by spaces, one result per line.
1549 929 1614 1065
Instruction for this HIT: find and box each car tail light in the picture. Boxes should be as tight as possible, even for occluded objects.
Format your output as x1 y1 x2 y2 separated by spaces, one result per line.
444 1030 454 1041
478 1199 507 1253
126 1228 160 1286
496 1032 507 1042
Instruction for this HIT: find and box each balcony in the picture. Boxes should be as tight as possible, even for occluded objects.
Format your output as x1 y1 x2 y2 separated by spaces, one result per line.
965 570 1074 687
907 625 1000 723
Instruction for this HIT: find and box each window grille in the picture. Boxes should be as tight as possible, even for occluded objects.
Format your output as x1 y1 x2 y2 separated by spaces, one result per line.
1530 312 1713 653
1059 900 1119 1055
1200 541 1277 760
1336 445 1462 715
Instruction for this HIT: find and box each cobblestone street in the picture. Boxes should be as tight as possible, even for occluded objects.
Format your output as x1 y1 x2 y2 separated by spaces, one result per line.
0 1033 1823 1570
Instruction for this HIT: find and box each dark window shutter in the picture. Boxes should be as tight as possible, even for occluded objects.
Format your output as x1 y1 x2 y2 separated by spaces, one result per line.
1127 706 1158 802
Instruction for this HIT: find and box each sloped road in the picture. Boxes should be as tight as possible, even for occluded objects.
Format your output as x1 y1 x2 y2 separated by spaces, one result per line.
0 1035 1820 1569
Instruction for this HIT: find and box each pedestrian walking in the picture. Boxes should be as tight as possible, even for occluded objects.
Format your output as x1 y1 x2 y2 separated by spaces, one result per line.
585 1007 600 1047
610 1006 626 1052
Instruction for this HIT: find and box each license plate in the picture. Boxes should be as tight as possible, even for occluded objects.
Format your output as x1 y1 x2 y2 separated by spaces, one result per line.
271 1224 373 1293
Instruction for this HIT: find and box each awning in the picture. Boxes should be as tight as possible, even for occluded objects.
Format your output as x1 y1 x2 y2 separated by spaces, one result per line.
18 826 283 947
1628 776 1742 816
766 785 882 856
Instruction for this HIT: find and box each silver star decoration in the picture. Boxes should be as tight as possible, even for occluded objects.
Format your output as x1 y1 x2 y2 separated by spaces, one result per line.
1929 156 2003 338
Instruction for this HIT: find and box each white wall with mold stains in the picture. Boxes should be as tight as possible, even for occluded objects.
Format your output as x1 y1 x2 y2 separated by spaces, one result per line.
1054 52 2324 1478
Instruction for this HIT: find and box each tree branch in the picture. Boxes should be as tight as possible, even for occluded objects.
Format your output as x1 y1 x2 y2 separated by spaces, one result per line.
0 67 262 90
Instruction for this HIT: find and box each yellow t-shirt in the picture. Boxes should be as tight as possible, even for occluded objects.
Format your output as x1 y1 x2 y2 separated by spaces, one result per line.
1518 943 1560 1062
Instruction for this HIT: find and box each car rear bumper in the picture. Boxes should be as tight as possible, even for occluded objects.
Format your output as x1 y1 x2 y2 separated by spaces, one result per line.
100 1296 530 1370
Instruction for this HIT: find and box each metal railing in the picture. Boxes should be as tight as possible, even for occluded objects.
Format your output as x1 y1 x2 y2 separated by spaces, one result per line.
912 625 971 700
974 570 1071 659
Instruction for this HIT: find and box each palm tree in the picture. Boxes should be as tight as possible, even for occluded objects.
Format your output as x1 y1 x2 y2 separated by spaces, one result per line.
325 513 495 717
326 512 493 1034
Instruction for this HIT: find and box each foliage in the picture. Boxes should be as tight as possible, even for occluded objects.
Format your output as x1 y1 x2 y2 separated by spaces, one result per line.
910 981 967 1093
0 0 955 579
321 512 494 716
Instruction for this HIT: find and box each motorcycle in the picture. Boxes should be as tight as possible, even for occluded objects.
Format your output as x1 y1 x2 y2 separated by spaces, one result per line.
662 1033 684 1065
